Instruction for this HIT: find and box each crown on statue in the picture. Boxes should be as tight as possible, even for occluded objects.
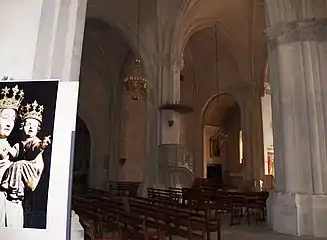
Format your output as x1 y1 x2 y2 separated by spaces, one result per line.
20 100 44 123
0 85 24 110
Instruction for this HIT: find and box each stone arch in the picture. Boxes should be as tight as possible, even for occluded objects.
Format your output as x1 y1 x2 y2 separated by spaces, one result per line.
86 4 156 86
76 106 97 186
201 93 243 188
83 19 149 92
180 23 246 177
172 18 250 81
76 109 96 156
73 116 92 187
201 92 242 125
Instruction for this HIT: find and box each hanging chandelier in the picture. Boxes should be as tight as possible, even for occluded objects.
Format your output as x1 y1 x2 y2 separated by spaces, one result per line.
213 25 227 141
123 0 147 100
212 128 227 141
124 59 148 100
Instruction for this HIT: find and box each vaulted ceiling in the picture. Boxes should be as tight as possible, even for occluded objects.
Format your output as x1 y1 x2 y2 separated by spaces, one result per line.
85 0 268 84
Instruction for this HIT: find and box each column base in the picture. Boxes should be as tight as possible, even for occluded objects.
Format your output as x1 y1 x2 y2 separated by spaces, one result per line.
267 191 327 238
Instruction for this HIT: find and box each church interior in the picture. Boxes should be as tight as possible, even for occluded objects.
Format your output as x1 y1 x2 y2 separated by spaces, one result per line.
2 0 327 239
71 0 327 239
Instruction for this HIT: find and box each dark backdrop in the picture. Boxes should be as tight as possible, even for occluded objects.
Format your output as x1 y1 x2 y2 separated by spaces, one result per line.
1 80 59 229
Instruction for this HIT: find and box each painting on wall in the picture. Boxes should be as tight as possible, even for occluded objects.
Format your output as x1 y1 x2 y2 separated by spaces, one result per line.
203 125 227 171
209 133 220 157
209 129 227 158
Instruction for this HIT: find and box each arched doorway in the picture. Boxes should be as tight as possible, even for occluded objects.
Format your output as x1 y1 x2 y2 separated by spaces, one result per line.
202 94 242 189
180 25 245 179
73 116 91 188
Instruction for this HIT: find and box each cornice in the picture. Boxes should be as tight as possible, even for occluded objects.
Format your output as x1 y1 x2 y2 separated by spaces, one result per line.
265 18 327 47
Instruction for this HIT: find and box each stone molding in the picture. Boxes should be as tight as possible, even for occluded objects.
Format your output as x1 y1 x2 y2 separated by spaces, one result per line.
265 18 327 46
155 53 184 69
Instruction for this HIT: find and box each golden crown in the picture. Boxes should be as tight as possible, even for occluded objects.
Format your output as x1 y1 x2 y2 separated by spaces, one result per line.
20 100 44 123
0 85 24 110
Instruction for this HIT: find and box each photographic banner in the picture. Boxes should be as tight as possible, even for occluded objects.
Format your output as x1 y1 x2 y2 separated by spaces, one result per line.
0 79 79 240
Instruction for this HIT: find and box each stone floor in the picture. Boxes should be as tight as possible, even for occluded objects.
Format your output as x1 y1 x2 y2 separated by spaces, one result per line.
221 224 316 240
217 216 327 240
103 215 327 240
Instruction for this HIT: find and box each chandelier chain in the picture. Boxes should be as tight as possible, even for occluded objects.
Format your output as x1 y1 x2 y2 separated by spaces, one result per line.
137 0 141 53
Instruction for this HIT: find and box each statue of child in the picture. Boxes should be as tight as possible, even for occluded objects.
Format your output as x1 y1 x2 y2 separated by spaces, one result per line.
2 101 51 199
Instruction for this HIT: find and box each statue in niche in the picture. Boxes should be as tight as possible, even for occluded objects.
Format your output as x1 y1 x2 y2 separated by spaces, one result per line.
209 130 227 158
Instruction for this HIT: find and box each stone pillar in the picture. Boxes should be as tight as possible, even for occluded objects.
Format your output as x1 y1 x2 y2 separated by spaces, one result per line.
0 0 87 81
236 84 265 191
156 54 191 188
248 86 264 190
159 54 183 144
265 1 327 237
138 58 160 195
107 78 123 183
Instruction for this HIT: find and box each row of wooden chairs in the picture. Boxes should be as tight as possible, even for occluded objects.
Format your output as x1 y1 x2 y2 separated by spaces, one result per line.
73 191 165 240
73 188 222 240
108 181 141 197
147 187 268 226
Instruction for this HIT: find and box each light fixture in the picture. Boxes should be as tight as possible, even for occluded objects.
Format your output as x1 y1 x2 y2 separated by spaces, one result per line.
212 128 227 157
124 59 147 100
212 128 227 142
212 26 227 143
123 0 147 100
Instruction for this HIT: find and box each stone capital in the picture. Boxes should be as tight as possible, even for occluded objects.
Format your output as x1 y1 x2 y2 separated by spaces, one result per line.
155 53 184 70
265 18 327 47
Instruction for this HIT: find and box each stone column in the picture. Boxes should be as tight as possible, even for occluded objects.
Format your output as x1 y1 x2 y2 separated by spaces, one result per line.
265 1 327 237
107 79 122 183
235 84 265 191
159 54 183 144
249 86 265 190
138 57 160 195
0 0 87 81
156 53 192 188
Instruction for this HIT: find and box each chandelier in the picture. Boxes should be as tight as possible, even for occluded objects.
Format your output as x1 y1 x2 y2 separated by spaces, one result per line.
123 0 148 100
124 59 148 100
212 128 227 143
